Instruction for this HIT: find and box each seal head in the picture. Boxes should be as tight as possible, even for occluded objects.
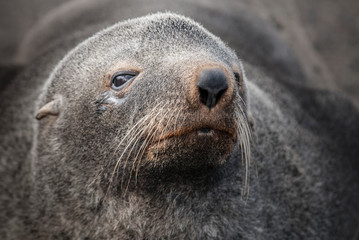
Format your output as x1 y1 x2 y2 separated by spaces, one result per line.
35 13 252 191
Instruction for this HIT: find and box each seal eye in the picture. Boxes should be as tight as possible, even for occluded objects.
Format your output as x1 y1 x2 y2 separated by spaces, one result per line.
111 71 138 91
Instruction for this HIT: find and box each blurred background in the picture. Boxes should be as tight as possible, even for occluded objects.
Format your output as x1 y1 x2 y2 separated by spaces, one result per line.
0 0 358 108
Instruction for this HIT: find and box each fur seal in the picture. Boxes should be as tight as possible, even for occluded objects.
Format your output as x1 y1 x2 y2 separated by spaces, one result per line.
1 5 359 240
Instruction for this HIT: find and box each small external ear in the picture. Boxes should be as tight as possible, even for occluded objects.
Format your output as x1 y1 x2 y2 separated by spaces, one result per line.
35 95 63 120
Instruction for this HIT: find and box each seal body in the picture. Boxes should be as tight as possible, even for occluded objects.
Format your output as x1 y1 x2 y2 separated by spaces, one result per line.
1 2 359 239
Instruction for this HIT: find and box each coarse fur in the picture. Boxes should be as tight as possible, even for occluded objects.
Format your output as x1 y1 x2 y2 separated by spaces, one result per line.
1 2 359 240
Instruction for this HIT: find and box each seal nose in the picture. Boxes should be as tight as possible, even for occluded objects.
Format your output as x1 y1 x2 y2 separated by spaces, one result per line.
197 68 229 109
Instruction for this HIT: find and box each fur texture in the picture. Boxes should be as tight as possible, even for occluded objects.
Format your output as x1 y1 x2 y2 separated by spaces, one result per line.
1 4 358 240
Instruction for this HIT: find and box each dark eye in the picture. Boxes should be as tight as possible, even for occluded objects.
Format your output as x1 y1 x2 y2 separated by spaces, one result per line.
234 72 241 83
110 71 138 91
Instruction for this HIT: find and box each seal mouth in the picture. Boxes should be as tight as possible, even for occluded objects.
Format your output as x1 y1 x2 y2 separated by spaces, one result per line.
151 126 236 146
145 124 236 168
198 128 213 136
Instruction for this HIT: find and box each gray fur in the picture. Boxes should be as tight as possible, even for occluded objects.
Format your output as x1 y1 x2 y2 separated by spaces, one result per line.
1 5 359 240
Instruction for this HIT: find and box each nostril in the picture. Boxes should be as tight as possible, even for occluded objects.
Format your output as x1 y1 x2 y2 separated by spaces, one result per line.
198 88 208 107
197 68 228 109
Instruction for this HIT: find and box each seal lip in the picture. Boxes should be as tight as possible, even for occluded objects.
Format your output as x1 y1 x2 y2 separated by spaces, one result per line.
151 125 236 146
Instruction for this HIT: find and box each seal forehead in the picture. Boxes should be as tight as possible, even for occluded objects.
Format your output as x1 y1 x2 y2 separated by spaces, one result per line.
105 13 237 61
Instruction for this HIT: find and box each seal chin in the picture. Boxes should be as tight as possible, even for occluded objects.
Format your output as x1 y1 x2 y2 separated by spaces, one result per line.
146 127 236 169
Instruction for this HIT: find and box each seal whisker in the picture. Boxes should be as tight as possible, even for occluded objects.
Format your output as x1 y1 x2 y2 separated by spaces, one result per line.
112 117 149 175
114 102 164 164
146 107 170 160
172 107 183 147
117 103 167 179
105 117 150 197
132 120 161 184
132 107 171 183
233 95 252 197
103 121 147 198
106 104 166 196
123 103 170 192
240 114 252 197
173 105 182 132
132 103 178 181
86 167 104 188
134 104 173 177
124 108 166 192
157 104 178 151
172 108 187 147
111 114 149 162
111 102 163 158
119 125 149 190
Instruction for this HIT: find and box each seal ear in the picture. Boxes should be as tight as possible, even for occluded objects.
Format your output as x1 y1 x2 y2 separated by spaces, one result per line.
36 95 63 120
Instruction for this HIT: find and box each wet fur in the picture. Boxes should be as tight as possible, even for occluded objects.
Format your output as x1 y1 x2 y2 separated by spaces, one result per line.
1 2 359 240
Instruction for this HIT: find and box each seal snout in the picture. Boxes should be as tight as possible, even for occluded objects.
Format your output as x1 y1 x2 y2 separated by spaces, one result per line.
196 68 229 109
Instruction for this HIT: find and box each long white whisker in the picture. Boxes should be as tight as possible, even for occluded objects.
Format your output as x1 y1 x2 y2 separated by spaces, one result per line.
234 95 252 198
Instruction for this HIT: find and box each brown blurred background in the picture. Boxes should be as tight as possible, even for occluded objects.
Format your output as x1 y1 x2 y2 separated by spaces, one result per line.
0 0 358 108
